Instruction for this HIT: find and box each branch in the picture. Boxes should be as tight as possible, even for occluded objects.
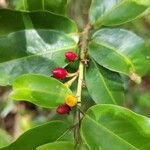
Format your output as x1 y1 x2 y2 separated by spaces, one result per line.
74 23 92 144
76 23 92 103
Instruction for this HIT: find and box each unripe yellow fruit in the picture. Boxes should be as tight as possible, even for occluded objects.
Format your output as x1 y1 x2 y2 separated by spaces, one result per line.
65 95 77 107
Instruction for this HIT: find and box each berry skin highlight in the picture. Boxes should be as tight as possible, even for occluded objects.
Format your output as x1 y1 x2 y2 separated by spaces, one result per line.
65 51 78 62
52 68 67 79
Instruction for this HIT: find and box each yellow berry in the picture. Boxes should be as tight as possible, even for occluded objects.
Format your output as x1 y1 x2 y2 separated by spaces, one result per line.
65 95 77 107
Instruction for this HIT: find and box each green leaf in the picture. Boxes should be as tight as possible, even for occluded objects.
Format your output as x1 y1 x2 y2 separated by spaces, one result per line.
0 9 77 37
9 0 68 15
89 28 150 79
138 92 150 108
0 121 69 150
0 29 77 86
89 0 149 27
36 141 75 150
36 142 89 150
0 129 12 148
81 104 150 150
10 74 72 108
85 60 125 105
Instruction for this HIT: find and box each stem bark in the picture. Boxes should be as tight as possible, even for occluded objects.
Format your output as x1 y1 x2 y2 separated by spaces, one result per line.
75 23 92 145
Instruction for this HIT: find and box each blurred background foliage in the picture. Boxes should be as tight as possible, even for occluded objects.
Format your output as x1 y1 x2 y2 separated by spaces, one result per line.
0 0 150 148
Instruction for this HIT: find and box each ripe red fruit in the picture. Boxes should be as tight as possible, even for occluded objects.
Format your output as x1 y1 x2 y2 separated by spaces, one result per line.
56 104 71 115
52 68 67 79
65 51 78 62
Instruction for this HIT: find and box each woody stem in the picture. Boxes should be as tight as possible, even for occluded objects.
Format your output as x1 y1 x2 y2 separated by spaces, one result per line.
75 23 92 144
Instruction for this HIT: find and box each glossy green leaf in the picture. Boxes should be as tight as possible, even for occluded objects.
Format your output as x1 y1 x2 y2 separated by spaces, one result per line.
36 142 75 150
0 29 77 86
89 28 150 78
10 0 68 15
0 121 69 150
10 74 72 108
85 60 124 105
90 0 149 27
81 104 150 150
0 129 12 148
0 9 77 37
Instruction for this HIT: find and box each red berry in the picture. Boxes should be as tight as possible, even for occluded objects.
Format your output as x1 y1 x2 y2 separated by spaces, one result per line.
65 51 78 62
52 68 67 79
56 104 71 115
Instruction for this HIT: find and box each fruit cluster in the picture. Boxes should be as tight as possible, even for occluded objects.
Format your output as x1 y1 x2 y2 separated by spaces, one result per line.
56 95 78 115
52 51 78 115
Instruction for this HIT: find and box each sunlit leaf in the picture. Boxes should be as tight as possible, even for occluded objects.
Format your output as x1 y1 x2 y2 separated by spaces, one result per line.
0 29 77 86
90 0 149 27
89 28 150 80
10 74 72 108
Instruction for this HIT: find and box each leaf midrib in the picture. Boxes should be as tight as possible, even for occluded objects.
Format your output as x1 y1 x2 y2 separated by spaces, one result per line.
84 115 139 150
91 41 135 72
12 87 70 99
0 45 76 66
23 0 26 10
42 0 45 10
